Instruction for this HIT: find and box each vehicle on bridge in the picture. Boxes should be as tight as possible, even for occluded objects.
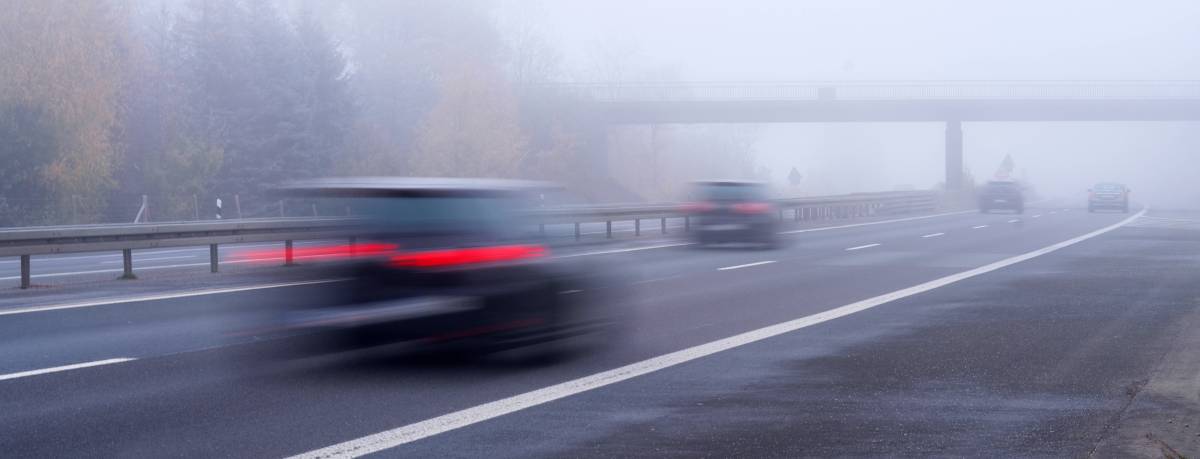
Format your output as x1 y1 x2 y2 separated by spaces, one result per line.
978 180 1025 214
1088 182 1130 213
268 178 630 360
683 180 780 249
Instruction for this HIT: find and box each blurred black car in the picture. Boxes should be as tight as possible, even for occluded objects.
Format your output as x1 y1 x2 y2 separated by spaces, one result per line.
274 178 629 358
978 180 1024 214
684 180 779 248
1088 182 1130 213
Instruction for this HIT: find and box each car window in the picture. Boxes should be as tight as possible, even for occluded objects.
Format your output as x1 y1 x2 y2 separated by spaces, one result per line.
342 196 527 237
697 184 769 201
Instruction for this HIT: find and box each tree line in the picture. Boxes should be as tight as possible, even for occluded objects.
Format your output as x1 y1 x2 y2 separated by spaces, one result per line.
0 0 760 227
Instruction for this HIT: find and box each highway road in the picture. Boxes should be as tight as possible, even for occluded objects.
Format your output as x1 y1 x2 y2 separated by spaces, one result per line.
2 203 1199 457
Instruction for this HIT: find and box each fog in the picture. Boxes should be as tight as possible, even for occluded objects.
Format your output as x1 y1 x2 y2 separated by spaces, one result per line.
3 0 1199 226
517 0 1200 207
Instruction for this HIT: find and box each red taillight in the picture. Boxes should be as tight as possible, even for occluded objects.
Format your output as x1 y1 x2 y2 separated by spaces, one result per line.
733 202 772 214
390 244 548 268
235 243 398 264
681 201 716 213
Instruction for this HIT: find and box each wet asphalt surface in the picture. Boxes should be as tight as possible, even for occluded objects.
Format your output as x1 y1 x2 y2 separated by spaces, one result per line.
1 205 1198 457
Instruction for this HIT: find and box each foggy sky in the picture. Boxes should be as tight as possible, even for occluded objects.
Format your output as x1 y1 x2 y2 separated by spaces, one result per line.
504 0 1200 207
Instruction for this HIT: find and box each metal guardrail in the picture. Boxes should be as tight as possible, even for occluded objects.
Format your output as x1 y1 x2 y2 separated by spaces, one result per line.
0 191 937 289
549 81 1200 102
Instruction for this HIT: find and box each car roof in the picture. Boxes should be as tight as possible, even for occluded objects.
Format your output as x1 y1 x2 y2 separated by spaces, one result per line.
691 180 767 186
277 177 563 197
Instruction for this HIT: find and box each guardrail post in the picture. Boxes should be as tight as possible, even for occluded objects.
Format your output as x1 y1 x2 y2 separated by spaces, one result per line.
684 216 690 232
778 209 784 222
661 217 667 234
634 219 640 236
20 255 30 289
606 221 612 239
209 244 219 273
794 208 800 222
234 194 243 219
285 240 294 266
120 249 136 279
574 222 581 241
348 236 357 257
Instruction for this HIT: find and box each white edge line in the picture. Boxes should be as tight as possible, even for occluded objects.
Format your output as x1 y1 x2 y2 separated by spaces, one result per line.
0 358 136 382
717 260 776 271
289 208 1146 459
0 279 344 317
780 209 974 234
554 242 691 258
844 243 881 251
101 255 194 264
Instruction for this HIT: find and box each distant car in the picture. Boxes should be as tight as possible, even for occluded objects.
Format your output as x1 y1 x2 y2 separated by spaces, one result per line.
272 177 629 359
1088 183 1130 213
978 180 1025 214
683 180 779 248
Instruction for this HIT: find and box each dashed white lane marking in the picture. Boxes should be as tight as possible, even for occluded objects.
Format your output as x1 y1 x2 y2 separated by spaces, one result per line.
1032 214 1042 218
921 232 945 238
1008 219 1021 223
0 358 136 382
0 279 344 317
780 210 974 234
290 209 1147 459
844 243 881 251
972 225 989 229
717 260 776 271
1048 211 1057 215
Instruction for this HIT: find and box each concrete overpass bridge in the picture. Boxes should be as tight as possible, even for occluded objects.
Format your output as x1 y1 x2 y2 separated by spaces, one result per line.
548 81 1200 190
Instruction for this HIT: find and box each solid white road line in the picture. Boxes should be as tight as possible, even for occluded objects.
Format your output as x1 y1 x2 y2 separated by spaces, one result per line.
844 243 881 251
554 242 692 258
291 209 1147 459
0 279 344 317
1008 219 1021 223
972 225 989 229
717 260 776 271
920 232 945 238
101 256 194 264
780 209 974 234
0 358 136 382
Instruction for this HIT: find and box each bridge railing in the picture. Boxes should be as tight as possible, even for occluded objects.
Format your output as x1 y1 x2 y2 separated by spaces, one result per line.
0 191 938 288
549 81 1200 102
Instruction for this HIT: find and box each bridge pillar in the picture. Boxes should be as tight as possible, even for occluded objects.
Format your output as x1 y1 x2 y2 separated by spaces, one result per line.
945 120 964 191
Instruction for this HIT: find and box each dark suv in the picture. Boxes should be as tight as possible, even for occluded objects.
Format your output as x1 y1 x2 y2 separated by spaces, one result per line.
1088 183 1130 213
978 181 1025 214
271 178 629 358
684 181 779 248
